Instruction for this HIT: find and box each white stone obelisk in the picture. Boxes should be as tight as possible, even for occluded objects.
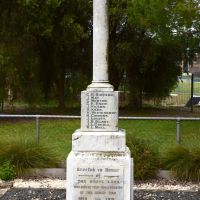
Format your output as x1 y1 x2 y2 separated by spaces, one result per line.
88 0 113 90
66 0 133 199
93 0 108 83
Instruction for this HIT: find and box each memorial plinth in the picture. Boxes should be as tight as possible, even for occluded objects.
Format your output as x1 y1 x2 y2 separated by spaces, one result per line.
66 0 133 199
67 88 133 200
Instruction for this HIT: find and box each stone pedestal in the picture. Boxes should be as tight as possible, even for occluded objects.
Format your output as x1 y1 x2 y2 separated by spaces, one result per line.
66 0 133 199
66 89 133 200
67 131 133 199
67 148 133 200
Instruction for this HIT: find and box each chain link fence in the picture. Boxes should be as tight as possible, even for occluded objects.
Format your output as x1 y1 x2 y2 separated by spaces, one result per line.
163 74 200 111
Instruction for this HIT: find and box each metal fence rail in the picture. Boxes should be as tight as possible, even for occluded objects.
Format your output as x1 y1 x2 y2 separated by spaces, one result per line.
0 114 200 145
0 115 80 144
119 116 200 145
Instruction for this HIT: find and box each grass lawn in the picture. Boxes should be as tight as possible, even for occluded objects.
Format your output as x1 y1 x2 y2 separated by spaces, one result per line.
0 119 200 160
120 120 200 154
173 81 200 95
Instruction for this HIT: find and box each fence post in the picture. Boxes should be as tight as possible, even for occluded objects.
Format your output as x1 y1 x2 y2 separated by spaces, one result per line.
176 118 181 144
191 73 194 112
36 116 40 144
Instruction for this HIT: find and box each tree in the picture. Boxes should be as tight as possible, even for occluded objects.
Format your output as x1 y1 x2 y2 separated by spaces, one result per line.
0 54 7 112
108 0 200 109
0 0 199 111
0 0 92 110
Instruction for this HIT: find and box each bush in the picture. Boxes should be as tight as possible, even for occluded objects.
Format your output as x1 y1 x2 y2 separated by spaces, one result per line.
0 161 16 181
0 134 60 178
126 135 160 180
163 146 200 181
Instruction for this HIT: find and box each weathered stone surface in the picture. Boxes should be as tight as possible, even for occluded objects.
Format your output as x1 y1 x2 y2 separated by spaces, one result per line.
72 129 126 152
24 169 66 179
93 0 109 82
66 0 133 199
81 91 118 132
0 182 13 189
67 150 133 200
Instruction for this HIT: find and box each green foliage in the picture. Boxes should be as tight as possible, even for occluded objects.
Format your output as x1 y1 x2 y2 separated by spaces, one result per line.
0 0 92 109
163 146 200 181
109 0 200 109
0 0 200 110
126 134 160 180
0 161 16 181
0 134 60 177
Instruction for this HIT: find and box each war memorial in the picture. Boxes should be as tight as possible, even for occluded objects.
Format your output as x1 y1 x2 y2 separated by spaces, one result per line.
66 0 133 199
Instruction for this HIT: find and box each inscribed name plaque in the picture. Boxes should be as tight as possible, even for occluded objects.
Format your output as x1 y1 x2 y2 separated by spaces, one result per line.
73 164 124 200
81 91 118 131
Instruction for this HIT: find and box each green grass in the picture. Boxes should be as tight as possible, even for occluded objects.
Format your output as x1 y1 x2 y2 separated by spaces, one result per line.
0 119 79 159
0 119 200 160
121 120 200 154
173 81 200 95
120 120 177 154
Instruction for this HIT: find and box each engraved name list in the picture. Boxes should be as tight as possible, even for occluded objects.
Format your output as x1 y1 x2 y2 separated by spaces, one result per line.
81 91 118 131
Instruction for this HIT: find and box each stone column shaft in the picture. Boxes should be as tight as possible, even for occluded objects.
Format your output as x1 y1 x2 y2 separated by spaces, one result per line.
93 0 108 83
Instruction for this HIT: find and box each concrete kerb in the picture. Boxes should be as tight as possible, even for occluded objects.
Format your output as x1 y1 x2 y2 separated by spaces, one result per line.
0 181 13 198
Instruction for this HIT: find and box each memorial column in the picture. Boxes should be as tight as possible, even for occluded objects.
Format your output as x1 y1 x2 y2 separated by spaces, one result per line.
66 0 133 199
93 0 108 83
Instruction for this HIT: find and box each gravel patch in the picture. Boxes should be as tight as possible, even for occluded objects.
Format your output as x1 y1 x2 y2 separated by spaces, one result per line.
12 178 200 191
1 188 200 200
134 179 200 192
1 188 65 200
13 179 65 189
0 179 200 200
135 190 200 200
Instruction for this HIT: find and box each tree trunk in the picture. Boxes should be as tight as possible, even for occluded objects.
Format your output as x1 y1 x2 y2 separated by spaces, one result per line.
1 100 4 112
139 87 143 109
57 67 66 111
128 78 143 110
129 91 142 110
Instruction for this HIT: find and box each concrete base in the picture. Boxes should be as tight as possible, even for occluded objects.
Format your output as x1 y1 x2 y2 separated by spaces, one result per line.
157 170 174 180
66 130 133 200
72 129 126 152
24 168 66 179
